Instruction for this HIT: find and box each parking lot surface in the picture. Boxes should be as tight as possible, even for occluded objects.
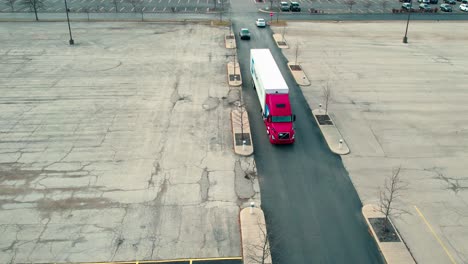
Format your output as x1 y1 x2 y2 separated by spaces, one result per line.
278 21 468 264
0 22 259 263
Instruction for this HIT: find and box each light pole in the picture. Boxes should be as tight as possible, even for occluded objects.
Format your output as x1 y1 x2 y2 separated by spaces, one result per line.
64 0 74 45
402 0 411 43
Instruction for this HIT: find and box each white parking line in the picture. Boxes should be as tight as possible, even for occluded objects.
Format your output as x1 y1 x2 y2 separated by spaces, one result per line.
77 7 82 11
163 7 166 11
120 7 125 11
101 0 104 3
90 0 95 3
178 0 181 3
195 7 198 11
159 0 162 3
120 0 124 3
187 0 190 3
56 8 62 11
197 0 200 3
152 7 156 11
131 7 134 11
110 7 115 11
149 0 153 2
206 0 209 4
168 0 172 3
184 7 187 11
142 7 146 11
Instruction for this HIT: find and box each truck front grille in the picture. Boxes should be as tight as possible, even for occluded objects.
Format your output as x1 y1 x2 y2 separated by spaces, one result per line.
278 133 290 140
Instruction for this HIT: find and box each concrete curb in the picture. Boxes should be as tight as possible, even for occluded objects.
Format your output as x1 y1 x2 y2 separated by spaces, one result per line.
272 33 288 49
225 34 236 49
231 109 254 156
240 207 272 264
362 204 416 264
311 109 350 155
287 62 311 86
227 61 242 87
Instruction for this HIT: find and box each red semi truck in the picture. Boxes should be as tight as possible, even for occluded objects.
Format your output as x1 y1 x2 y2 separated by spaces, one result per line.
250 49 296 144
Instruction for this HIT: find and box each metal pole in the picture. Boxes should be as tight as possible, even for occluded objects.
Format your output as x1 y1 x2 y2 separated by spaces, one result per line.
64 0 74 45
403 0 411 43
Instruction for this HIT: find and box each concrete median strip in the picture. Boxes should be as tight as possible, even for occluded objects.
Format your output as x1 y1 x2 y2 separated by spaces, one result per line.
227 61 242 87
312 109 349 155
225 34 236 49
363 204 416 264
231 109 253 156
240 207 272 264
287 62 311 86
272 33 288 49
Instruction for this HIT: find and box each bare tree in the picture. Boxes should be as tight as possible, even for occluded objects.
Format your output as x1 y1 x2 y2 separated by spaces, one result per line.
363 0 372 12
83 6 91 21
126 0 141 13
378 166 406 232
4 0 18 11
322 81 332 114
112 0 119 12
344 0 356 12
294 42 299 65
19 0 44 21
381 0 388 12
245 219 272 264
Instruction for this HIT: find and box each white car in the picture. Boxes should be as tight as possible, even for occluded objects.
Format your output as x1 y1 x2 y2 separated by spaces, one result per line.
460 3 468 11
418 0 430 3
256 18 266 27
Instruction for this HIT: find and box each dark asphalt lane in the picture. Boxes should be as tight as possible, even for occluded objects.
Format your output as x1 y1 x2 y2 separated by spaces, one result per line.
232 20 384 264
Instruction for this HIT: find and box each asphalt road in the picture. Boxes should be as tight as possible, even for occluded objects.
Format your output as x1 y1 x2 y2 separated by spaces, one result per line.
230 1 383 263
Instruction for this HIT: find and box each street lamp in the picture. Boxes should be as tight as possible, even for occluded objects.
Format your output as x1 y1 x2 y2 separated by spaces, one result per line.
403 0 412 43
64 0 74 45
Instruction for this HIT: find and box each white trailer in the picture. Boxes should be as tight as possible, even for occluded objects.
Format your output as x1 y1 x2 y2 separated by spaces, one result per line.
250 49 289 113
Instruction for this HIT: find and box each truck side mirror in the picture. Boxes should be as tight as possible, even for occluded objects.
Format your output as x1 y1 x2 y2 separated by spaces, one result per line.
293 114 296 121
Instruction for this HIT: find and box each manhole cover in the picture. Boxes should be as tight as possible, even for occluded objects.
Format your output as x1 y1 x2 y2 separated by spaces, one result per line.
289 64 302 71
277 41 286 46
235 133 251 146
229 74 241 81
315 114 333 125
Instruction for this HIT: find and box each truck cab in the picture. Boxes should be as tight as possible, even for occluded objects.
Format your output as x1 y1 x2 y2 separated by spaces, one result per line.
264 94 296 144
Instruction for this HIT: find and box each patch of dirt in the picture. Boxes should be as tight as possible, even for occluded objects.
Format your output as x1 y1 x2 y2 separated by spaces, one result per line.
369 217 401 242
235 133 251 146
289 64 302 71
229 74 241 81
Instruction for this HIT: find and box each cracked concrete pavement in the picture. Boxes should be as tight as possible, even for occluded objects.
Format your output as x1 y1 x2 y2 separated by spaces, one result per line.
0 22 260 263
278 21 468 264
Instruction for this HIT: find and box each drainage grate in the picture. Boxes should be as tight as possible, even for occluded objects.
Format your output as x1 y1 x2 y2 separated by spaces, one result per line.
316 114 334 125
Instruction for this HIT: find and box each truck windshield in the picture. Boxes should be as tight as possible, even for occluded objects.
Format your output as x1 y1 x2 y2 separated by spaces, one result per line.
272 116 292 122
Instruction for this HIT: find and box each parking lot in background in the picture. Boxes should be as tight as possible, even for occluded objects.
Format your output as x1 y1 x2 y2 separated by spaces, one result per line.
1 0 467 14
